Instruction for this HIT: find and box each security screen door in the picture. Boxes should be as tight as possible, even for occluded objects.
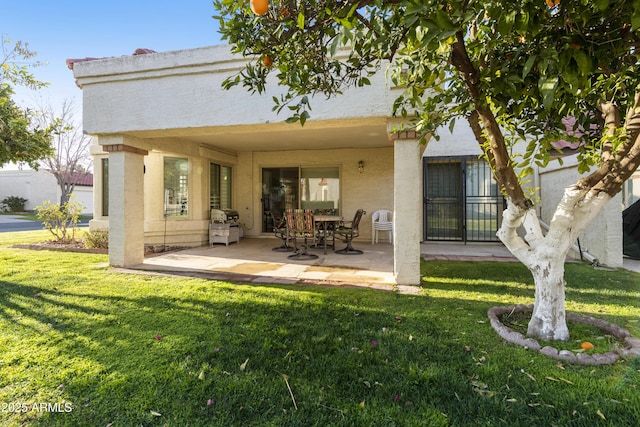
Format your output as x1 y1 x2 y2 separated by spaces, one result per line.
424 158 502 242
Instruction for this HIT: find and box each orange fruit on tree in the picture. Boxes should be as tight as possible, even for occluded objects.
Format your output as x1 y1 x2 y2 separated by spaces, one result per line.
262 55 273 67
250 0 269 16
580 341 594 350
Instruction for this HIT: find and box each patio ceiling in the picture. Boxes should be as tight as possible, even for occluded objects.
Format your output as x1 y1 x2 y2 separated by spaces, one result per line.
124 117 391 153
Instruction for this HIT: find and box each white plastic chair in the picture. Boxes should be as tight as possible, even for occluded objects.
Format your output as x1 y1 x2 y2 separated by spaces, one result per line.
371 209 393 244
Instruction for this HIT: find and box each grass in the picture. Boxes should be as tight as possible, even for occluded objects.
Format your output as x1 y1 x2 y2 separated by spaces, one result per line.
0 230 638 426
0 211 40 221
0 212 93 222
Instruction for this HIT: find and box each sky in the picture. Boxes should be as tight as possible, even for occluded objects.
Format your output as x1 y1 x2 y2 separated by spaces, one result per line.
2 0 223 111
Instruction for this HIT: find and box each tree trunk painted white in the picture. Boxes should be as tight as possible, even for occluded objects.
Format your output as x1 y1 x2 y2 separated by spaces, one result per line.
497 185 612 341
527 256 570 341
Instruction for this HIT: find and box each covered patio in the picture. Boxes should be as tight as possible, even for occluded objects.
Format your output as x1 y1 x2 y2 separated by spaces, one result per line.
72 45 425 285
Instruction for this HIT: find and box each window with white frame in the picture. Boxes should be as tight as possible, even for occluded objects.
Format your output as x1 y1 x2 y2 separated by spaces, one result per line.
163 157 189 217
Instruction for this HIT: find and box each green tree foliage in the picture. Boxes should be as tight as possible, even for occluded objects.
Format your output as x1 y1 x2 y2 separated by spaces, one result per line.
215 0 640 341
213 0 640 205
0 37 53 168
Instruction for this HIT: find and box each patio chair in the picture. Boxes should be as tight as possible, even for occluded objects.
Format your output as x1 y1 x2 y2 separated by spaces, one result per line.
371 209 393 244
284 208 318 260
335 209 366 255
270 210 293 252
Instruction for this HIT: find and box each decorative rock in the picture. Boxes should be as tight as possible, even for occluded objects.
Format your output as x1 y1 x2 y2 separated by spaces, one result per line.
540 346 559 357
606 325 629 339
621 338 640 356
522 338 541 351
488 306 508 317
557 350 576 362
503 330 525 343
495 327 510 339
575 352 595 365
592 353 619 365
625 337 640 348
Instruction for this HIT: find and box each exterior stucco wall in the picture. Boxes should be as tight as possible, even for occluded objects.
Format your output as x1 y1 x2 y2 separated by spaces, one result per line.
72 186 93 215
74 46 394 135
78 46 398 249
424 123 484 158
0 169 93 214
91 144 394 248
242 147 394 240
90 136 236 247
0 170 56 210
539 157 623 267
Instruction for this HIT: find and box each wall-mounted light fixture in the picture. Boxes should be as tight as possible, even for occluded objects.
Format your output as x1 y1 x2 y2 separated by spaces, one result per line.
358 160 365 173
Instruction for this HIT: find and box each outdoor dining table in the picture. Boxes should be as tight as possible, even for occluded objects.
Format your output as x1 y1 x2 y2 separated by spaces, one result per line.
313 215 343 254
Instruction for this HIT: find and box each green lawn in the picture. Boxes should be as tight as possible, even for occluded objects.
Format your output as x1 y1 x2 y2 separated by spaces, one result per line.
0 230 638 426
0 212 93 222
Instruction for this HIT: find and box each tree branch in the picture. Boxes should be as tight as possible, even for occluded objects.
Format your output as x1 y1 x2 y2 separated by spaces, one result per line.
450 31 532 209
579 91 640 195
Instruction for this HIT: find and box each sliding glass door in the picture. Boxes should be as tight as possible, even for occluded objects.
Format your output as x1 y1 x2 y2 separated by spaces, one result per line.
262 167 340 232
262 168 299 232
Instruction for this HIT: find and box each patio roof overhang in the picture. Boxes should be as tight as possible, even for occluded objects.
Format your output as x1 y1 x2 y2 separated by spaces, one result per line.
72 45 398 153
120 116 391 153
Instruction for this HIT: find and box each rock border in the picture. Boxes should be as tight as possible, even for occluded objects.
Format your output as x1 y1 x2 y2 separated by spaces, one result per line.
12 243 107 254
487 305 640 365
12 243 188 256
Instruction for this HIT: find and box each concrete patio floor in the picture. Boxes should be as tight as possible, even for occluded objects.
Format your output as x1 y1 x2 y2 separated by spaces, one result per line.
136 238 398 289
128 238 519 292
126 238 640 290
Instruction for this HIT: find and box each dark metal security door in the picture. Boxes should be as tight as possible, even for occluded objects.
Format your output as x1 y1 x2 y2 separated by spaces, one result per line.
424 160 463 240
424 158 502 242
465 160 503 241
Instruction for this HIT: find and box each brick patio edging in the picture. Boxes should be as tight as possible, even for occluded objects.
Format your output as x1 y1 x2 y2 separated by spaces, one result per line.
487 305 640 365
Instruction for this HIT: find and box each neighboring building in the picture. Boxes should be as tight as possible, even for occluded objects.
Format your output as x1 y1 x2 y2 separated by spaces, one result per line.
69 44 623 283
0 169 93 215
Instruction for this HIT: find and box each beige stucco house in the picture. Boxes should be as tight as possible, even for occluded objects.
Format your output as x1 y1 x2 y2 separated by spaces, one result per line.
71 44 626 284
71 45 424 284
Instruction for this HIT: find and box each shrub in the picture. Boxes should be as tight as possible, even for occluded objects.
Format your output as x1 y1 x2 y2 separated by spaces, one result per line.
35 197 84 243
84 228 109 249
1 196 28 212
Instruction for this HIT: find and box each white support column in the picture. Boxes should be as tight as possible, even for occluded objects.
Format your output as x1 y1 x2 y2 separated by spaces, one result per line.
104 140 148 267
391 131 426 285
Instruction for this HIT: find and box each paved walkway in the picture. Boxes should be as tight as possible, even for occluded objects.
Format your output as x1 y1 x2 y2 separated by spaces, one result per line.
623 257 640 273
